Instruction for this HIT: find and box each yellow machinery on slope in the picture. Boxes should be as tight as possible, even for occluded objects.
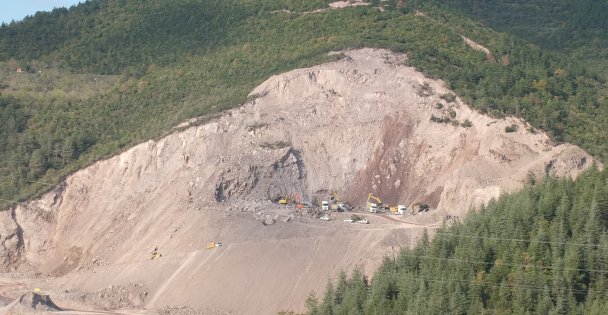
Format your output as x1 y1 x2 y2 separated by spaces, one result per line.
367 193 382 213
150 247 162 260
207 242 223 249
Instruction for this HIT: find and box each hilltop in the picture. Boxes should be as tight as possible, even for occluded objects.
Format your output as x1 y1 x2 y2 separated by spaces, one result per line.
0 0 606 209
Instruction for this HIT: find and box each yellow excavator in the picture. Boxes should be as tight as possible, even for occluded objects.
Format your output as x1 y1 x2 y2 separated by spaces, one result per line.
278 195 291 205
367 193 382 213
330 192 341 211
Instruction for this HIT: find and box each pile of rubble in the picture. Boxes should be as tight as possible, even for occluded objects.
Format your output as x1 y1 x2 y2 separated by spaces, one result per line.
63 283 149 310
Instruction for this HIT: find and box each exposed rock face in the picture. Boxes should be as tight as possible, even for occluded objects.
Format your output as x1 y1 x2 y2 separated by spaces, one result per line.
0 48 598 314
246 48 595 212
0 209 22 270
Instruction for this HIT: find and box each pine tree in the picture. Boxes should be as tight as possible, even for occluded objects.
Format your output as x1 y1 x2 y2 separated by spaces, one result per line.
334 271 348 305
28 148 47 178
551 258 569 315
320 279 335 315
306 291 320 315
594 185 608 228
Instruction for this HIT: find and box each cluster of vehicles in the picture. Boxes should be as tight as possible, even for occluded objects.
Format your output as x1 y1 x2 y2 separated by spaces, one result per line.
366 193 407 215
321 192 352 212
275 191 407 215
272 191 415 227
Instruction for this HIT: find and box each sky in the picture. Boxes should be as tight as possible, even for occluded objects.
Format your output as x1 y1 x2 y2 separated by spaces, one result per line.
0 0 83 24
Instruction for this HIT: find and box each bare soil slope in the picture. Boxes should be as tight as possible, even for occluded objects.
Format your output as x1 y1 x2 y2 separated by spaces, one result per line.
0 49 597 314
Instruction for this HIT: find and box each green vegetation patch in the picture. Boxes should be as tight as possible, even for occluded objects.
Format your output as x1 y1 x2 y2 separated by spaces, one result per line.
310 167 608 314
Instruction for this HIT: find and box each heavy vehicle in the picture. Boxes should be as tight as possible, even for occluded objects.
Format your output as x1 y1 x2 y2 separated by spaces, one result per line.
397 205 407 215
367 193 382 213
278 195 290 205
321 200 330 211
292 192 314 208
389 204 407 215
329 191 351 211
293 192 303 208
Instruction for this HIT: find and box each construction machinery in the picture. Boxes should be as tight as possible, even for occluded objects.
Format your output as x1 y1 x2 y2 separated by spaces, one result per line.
320 191 353 212
294 192 312 208
331 191 340 203
321 200 329 211
397 205 407 215
367 193 382 213
278 195 290 205
389 204 407 215
207 241 222 249
294 192 302 208
150 247 162 260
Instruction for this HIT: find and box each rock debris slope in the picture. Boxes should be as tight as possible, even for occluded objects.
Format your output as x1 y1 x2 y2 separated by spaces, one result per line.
0 48 597 314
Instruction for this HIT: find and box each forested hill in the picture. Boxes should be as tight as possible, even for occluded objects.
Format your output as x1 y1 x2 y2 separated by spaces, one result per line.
0 0 607 209
0 0 340 74
310 167 608 314
410 0 608 76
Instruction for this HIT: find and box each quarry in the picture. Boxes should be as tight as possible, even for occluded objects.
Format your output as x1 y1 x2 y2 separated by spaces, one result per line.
0 48 597 314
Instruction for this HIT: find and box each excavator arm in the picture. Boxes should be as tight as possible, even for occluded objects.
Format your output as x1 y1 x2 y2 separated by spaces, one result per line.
367 193 382 204
331 191 341 203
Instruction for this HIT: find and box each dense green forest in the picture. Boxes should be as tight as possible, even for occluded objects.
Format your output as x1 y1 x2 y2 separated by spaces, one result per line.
0 0 606 210
309 167 608 314
411 0 608 76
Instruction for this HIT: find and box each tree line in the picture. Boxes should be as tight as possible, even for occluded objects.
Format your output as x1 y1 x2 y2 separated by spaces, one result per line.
309 167 608 314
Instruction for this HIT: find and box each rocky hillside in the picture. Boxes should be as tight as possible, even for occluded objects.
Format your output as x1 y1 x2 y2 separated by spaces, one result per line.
0 49 598 314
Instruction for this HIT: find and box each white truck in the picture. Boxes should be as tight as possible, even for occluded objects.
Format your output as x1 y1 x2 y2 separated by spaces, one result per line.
368 202 379 213
321 200 329 211
397 205 407 215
